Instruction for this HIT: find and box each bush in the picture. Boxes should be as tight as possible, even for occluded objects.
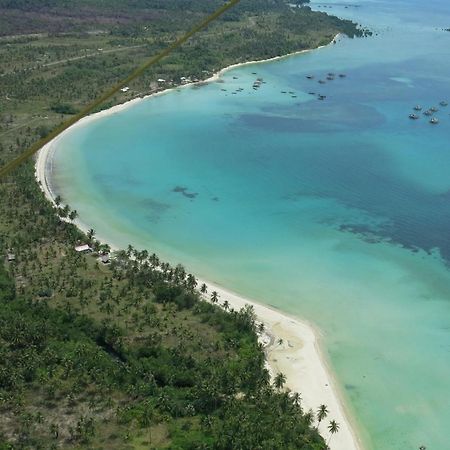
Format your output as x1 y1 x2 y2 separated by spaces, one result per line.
50 103 78 115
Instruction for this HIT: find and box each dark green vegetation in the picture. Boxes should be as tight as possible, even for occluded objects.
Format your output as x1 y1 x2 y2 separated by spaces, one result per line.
0 246 325 448
0 1 361 448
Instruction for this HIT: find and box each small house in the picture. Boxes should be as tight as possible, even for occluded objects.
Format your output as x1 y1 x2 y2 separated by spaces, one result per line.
75 244 91 253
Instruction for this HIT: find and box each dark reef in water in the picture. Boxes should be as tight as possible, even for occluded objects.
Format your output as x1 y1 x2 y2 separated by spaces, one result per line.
172 186 198 199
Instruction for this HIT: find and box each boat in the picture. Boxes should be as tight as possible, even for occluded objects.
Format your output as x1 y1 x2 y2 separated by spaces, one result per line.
430 106 438 112
440 101 448 106
326 76 335 81
306 75 314 79
430 117 439 124
339 74 346 78
423 110 433 116
318 80 326 84
409 113 419 120
413 105 422 111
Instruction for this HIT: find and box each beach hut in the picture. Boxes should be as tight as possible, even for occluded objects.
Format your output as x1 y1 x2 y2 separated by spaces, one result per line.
75 244 91 253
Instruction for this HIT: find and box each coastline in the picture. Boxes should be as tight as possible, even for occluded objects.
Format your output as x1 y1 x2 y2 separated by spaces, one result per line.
35 32 364 450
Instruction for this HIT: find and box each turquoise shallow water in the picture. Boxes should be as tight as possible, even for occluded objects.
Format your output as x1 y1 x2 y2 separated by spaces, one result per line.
51 1 450 448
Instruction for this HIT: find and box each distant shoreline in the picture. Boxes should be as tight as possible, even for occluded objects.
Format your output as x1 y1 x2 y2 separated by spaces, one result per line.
35 32 364 450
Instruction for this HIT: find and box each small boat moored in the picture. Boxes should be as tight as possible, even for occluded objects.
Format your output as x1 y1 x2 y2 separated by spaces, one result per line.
423 110 433 116
430 117 439 124
413 105 422 111
440 101 448 107
409 113 419 120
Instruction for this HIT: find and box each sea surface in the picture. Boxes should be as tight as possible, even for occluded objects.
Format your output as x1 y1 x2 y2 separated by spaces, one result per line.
51 1 450 448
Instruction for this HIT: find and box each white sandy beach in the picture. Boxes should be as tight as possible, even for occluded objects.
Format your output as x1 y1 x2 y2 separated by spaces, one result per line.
197 280 363 450
35 32 362 450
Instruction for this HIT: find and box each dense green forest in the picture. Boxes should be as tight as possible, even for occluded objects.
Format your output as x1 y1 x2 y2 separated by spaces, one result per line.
0 1 363 448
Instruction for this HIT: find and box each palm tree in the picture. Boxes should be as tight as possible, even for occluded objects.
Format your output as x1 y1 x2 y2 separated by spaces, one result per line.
126 244 134 257
317 404 329 427
291 392 302 407
211 291 219 304
200 283 207 294
222 300 230 311
149 253 159 267
186 274 197 291
327 420 340 445
274 372 286 390
87 228 96 241
303 409 314 426
68 209 78 221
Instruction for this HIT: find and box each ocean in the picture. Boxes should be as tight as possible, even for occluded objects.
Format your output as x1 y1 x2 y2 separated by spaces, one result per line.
50 1 450 448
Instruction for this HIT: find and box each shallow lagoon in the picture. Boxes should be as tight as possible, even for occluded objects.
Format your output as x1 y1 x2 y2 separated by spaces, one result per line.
52 1 450 448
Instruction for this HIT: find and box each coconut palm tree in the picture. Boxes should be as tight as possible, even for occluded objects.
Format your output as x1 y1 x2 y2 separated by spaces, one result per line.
327 420 340 445
186 274 197 291
222 300 230 311
211 291 219 304
87 229 96 241
274 372 286 390
68 209 78 221
149 253 159 267
317 404 329 427
200 283 207 294
291 392 302 407
303 409 314 426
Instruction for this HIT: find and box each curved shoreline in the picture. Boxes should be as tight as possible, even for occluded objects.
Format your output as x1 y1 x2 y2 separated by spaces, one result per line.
35 34 364 450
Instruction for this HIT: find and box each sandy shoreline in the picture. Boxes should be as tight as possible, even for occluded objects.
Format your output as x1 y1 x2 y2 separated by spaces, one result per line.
35 32 363 450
